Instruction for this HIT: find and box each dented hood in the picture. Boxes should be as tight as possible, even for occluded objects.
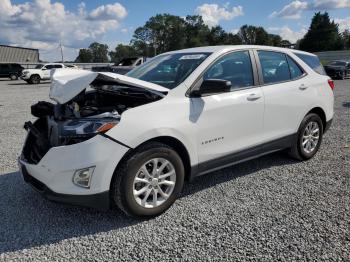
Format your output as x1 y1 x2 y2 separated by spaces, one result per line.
50 69 168 104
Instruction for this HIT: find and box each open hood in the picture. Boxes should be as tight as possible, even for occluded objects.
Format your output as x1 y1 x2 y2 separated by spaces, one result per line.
50 69 168 104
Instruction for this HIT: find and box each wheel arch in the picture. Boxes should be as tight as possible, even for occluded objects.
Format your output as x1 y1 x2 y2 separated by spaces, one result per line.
306 107 326 130
111 135 192 188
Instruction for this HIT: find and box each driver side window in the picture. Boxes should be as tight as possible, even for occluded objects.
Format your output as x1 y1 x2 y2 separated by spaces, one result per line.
203 51 254 90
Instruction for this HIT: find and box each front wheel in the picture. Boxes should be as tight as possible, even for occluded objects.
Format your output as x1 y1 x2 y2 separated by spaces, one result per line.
29 75 40 84
289 113 323 160
111 142 185 217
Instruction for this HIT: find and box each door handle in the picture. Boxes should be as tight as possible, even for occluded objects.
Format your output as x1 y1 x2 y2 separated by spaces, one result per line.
299 84 308 90
247 93 261 101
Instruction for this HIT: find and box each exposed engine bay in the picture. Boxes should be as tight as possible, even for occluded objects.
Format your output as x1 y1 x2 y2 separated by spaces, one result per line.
22 71 167 164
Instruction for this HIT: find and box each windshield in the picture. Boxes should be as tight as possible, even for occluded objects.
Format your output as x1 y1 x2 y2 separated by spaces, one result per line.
127 52 211 89
117 58 138 66
328 61 346 66
35 64 43 69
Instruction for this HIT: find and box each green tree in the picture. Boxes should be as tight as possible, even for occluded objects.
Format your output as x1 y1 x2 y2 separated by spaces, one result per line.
75 48 93 62
238 25 270 45
268 34 283 46
132 14 186 55
89 42 109 62
299 12 343 52
183 15 210 47
342 29 350 49
109 44 138 63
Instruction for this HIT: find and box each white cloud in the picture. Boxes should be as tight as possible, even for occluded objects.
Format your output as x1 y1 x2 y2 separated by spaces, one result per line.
270 1 308 19
268 26 307 42
334 16 350 31
87 3 127 21
195 3 243 27
270 0 350 19
0 0 128 61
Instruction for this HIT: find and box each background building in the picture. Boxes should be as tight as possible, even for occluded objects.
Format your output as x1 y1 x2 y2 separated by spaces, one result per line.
0 45 39 63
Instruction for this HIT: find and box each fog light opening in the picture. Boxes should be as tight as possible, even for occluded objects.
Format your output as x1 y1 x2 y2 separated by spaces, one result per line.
73 166 95 188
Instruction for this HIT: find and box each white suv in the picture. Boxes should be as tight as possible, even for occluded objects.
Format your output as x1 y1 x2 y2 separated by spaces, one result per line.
19 46 334 217
21 63 65 84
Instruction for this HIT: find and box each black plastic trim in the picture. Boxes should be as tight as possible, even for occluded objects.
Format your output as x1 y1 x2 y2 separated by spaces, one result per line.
99 133 132 149
324 118 333 133
20 164 110 210
191 134 296 178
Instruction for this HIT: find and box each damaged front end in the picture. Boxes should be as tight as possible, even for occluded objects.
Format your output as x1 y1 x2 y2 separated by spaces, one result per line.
22 69 167 164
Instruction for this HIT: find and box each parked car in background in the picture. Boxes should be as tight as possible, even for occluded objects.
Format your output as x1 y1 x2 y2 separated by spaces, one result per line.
91 57 149 75
324 60 350 80
21 63 66 84
19 46 334 217
0 63 24 80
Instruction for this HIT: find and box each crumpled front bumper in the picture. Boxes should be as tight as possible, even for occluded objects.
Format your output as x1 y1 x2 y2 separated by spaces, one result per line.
19 134 130 210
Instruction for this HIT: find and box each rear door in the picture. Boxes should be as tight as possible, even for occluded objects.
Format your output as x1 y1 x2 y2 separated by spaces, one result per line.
255 50 313 141
192 50 265 167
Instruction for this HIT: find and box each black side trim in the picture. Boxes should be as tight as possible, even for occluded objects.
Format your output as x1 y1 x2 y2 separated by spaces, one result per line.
324 118 333 133
21 164 110 210
191 134 296 178
99 133 132 149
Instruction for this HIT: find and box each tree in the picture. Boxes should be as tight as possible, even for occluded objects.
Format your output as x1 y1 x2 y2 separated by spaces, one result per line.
89 42 109 62
132 14 186 56
342 29 350 49
109 44 138 63
299 12 343 52
238 25 270 45
75 48 93 63
75 42 109 63
268 34 283 46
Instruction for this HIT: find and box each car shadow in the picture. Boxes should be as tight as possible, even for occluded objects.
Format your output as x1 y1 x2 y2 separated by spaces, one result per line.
0 151 296 254
343 102 350 108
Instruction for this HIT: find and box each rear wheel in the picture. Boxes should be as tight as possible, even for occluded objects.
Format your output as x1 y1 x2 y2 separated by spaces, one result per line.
289 113 323 160
29 75 40 84
111 142 185 217
9 73 18 80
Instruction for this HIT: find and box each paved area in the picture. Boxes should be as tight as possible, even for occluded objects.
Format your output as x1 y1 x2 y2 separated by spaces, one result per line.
0 78 349 261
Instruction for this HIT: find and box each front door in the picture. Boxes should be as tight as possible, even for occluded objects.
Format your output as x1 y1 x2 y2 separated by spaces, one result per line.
191 50 265 168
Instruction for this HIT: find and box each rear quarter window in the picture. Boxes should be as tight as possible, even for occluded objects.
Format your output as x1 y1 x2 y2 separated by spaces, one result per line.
294 53 326 75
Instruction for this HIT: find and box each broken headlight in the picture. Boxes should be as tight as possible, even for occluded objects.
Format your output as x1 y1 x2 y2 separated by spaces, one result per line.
61 118 118 138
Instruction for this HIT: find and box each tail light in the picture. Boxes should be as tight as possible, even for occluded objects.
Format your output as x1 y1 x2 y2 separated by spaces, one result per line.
328 79 335 90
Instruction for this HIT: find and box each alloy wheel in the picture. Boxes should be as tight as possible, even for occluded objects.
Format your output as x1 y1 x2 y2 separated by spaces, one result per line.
133 158 176 209
302 121 320 154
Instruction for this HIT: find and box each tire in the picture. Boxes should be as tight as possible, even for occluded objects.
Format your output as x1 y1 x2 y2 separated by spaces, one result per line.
111 142 185 217
341 71 346 80
29 75 40 84
9 73 18 80
289 113 323 161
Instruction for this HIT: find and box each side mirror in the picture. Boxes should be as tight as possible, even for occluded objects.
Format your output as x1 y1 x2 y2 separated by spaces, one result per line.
191 79 232 97
42 68 47 71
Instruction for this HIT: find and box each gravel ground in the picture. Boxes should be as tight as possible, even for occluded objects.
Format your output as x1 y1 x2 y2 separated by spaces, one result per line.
0 78 349 261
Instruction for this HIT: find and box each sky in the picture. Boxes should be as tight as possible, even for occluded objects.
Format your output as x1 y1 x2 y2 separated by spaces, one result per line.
1 0 350 61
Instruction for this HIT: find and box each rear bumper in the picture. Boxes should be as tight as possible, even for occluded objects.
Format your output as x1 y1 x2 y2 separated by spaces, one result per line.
19 162 110 210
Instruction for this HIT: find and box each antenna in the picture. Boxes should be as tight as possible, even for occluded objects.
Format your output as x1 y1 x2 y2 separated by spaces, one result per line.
59 41 64 62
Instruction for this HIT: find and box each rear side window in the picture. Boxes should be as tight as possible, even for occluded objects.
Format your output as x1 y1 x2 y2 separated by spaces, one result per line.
287 56 304 79
294 53 326 75
258 51 290 84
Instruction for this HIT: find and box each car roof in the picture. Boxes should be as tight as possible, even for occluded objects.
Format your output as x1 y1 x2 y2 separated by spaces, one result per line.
163 45 316 57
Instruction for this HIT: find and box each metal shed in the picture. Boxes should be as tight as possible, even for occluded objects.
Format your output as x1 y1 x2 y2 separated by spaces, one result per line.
0 45 39 63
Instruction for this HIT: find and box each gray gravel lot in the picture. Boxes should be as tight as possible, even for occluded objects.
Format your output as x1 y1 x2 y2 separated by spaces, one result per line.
0 78 349 261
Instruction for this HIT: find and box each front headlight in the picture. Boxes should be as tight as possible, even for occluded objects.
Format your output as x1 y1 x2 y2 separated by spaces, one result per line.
62 118 118 138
